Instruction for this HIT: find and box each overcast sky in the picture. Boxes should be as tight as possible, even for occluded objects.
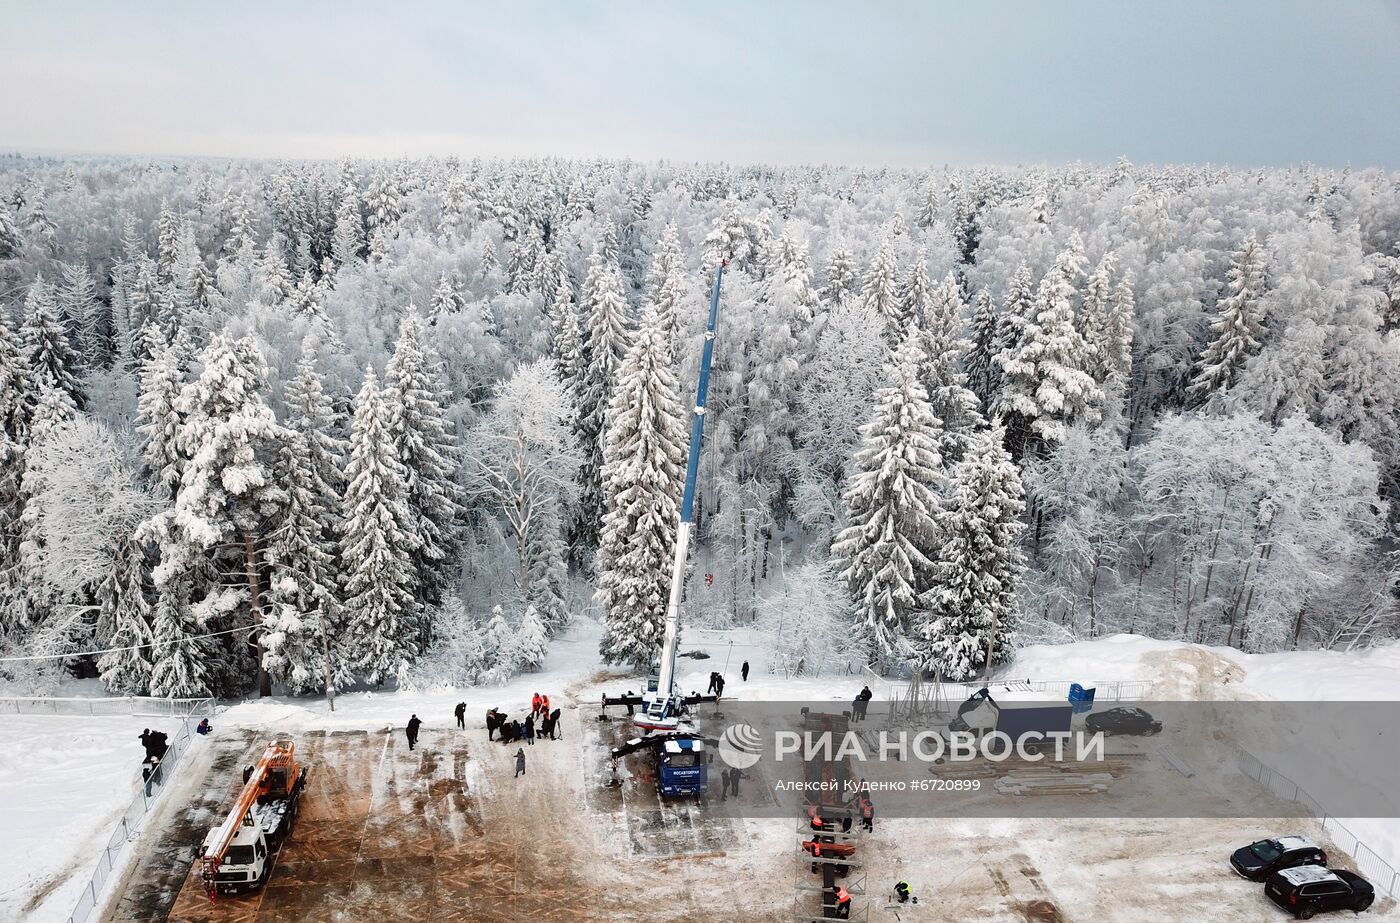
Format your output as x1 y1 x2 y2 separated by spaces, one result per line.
3 1 1399 168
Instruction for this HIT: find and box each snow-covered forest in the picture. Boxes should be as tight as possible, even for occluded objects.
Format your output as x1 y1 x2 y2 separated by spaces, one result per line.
0 154 1397 697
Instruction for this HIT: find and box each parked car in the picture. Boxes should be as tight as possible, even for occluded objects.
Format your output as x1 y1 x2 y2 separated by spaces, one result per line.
1084 706 1162 736
1265 865 1374 918
1231 836 1328 881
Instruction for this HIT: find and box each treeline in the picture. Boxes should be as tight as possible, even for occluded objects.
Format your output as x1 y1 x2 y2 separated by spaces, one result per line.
0 155 1395 694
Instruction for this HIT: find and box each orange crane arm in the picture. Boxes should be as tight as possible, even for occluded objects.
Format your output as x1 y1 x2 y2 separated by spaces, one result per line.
200 740 299 899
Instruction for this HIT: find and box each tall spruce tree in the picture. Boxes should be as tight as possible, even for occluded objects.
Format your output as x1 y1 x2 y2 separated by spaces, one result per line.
341 367 420 684
384 307 462 610
573 253 632 557
996 246 1102 454
831 338 945 665
862 236 904 341
1189 233 1268 405
915 425 1026 680
21 276 83 410
136 329 185 498
596 302 687 667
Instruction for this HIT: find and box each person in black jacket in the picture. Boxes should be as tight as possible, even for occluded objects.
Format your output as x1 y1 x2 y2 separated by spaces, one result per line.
741 661 750 682
454 702 466 729
406 714 422 750
549 707 561 740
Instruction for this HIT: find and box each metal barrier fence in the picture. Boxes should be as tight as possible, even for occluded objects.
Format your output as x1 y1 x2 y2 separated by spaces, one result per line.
1238 749 1400 899
0 695 216 718
888 678 1152 716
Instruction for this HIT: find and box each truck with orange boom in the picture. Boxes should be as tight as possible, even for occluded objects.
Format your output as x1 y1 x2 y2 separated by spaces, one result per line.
198 739 308 898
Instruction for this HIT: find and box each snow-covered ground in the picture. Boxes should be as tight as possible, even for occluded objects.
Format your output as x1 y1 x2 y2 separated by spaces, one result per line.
0 715 181 923
5 627 1400 922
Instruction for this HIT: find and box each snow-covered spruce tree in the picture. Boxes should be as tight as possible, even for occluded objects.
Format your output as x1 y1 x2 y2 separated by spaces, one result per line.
1078 252 1115 380
0 306 30 443
96 528 155 694
285 338 348 521
646 224 686 356
261 427 345 694
822 247 858 307
142 333 285 696
900 249 933 325
364 167 401 232
964 289 1002 410
831 337 945 667
702 199 751 271
332 195 364 267
481 604 519 683
915 425 1026 680
996 247 1102 456
147 576 213 698
862 236 905 342
573 254 632 558
341 367 420 685
59 259 108 369
0 201 21 259
21 277 84 410
1188 233 1268 407
136 329 185 498
384 306 462 611
596 300 687 668
918 272 986 463
430 271 464 323
516 604 548 671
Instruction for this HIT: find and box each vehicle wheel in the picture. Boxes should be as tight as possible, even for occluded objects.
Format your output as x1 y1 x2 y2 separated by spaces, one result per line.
1145 725 1162 736
1297 907 1315 920
1354 895 1373 911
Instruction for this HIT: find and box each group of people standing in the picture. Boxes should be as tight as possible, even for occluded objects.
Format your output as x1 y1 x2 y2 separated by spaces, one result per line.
485 692 562 748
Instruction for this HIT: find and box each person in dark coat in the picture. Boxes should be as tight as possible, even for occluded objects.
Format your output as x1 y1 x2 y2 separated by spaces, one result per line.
139 728 152 758
549 707 561 740
524 714 535 745
741 661 750 682
515 747 526 778
714 674 725 698
729 767 742 798
148 730 169 759
706 672 719 694
406 714 422 750
454 702 466 729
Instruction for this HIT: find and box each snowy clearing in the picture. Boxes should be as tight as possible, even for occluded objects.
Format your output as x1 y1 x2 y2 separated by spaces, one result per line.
11 627 1396 922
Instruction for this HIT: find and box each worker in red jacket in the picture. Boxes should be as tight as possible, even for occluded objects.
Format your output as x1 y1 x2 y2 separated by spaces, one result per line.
531 692 542 716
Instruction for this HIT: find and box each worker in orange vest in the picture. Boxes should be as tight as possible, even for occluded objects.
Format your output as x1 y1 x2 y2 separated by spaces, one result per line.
833 884 851 919
540 694 550 717
531 693 542 716
859 795 874 832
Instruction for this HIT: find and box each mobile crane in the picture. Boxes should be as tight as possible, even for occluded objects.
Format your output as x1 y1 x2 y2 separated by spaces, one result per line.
599 261 727 792
198 739 308 899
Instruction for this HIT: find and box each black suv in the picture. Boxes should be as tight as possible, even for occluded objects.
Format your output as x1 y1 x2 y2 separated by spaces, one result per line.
1231 837 1328 881
1084 706 1162 736
1265 865 1374 918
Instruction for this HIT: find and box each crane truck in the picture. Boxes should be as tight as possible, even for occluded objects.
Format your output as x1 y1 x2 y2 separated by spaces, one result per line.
198 739 308 898
599 261 728 794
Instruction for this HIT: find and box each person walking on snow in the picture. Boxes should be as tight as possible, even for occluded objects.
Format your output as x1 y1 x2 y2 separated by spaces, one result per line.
406 714 422 751
741 661 750 682
550 707 562 740
525 714 536 745
515 748 526 778
454 702 466 729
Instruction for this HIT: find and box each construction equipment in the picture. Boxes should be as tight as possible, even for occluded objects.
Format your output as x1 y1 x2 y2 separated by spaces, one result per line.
609 730 716 796
601 261 727 792
948 687 1073 752
198 739 308 899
